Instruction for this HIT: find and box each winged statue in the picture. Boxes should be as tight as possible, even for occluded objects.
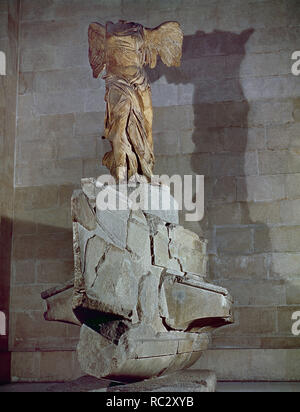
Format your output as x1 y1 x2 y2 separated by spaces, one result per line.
88 20 183 182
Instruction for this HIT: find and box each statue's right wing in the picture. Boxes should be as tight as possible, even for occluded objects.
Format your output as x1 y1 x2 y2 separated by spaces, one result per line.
88 22 106 78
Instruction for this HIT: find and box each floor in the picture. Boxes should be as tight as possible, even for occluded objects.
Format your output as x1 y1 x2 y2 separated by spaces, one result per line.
0 377 300 392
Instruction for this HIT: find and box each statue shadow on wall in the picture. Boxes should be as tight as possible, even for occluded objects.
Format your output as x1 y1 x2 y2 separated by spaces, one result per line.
147 28 272 317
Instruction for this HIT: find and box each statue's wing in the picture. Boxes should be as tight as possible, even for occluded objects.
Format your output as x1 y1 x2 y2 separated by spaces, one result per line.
144 21 183 69
88 22 106 78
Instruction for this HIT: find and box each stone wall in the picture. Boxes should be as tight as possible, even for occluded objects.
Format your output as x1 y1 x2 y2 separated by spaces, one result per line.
0 0 19 383
7 0 300 381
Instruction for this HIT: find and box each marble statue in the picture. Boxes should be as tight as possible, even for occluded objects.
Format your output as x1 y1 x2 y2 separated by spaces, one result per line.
88 20 183 182
40 20 234 391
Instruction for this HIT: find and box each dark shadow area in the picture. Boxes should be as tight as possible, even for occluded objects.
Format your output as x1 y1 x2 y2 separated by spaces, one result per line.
0 217 13 383
147 29 275 348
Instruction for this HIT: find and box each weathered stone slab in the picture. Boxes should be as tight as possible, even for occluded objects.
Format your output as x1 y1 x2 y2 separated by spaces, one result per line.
71 190 96 231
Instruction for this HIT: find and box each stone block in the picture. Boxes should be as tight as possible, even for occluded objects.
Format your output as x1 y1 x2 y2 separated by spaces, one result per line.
16 159 84 186
74 112 104 137
238 306 277 335
35 90 85 115
21 20 84 50
34 69 99 94
280 199 300 224
286 174 300 199
210 254 269 280
39 113 75 140
13 234 37 260
58 136 97 161
17 139 56 164
253 226 272 253
20 45 56 73
10 310 69 351
243 201 281 225
14 186 58 211
248 100 293 127
269 226 300 253
153 224 169 267
153 105 194 133
266 123 300 150
243 76 300 101
218 0 287 31
127 220 151 267
192 349 300 381
259 150 289 175
35 232 73 260
84 88 106 113
216 228 253 255
219 279 286 306
11 352 40 382
286 279 300 304
210 153 244 177
207 176 236 204
154 130 181 156
11 285 51 311
210 203 242 226
270 253 300 278
237 175 286 202
39 351 80 382
17 94 35 118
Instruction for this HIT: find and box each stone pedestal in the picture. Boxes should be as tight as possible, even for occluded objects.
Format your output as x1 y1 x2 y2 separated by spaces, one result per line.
41 178 233 383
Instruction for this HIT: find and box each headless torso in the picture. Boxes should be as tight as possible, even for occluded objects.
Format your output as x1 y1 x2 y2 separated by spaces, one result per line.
103 21 154 181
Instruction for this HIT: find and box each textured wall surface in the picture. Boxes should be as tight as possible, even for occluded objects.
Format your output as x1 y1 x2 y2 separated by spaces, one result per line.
6 0 300 381
0 0 19 383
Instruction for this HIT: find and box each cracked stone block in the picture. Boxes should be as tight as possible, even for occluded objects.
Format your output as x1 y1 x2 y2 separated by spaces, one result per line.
72 190 96 231
84 245 142 320
162 273 233 331
127 219 151 267
168 226 208 275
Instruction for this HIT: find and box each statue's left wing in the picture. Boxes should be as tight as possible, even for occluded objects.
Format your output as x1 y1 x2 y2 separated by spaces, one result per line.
143 21 183 69
88 22 106 78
